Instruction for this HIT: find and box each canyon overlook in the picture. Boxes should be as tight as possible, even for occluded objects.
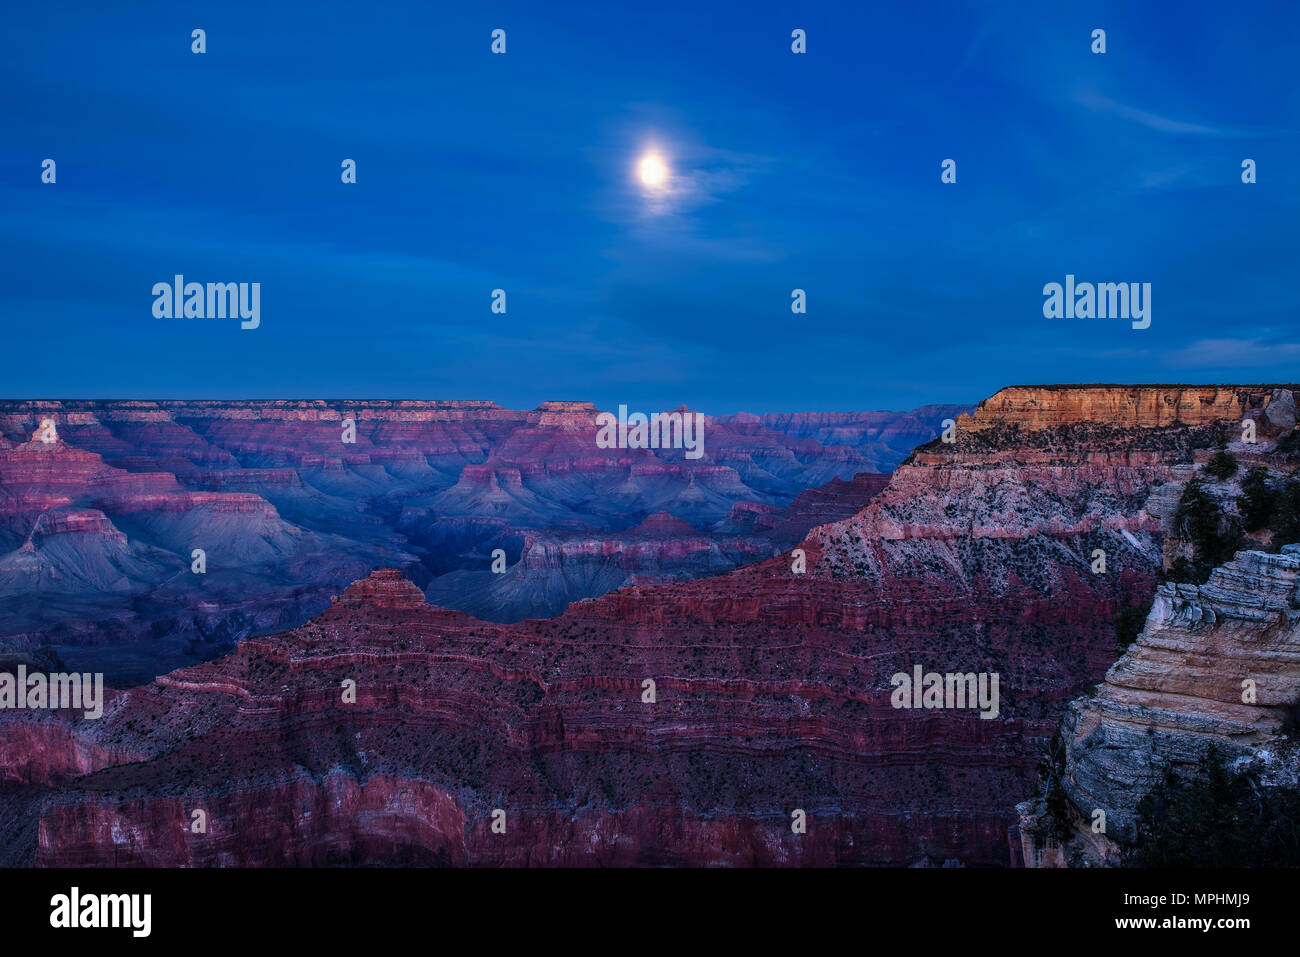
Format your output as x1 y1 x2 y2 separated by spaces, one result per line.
3 385 1295 866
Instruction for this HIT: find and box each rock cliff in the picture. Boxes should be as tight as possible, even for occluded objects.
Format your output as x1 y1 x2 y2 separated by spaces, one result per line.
1016 544 1300 867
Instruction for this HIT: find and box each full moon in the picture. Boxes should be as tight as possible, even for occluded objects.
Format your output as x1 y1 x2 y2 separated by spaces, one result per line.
638 153 668 188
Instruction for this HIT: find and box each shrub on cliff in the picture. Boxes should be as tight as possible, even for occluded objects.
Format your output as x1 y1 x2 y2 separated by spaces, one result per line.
1035 733 1074 844
1112 603 1149 653
1163 556 1201 585
1126 747 1300 867
1176 478 1217 548
1172 479 1241 582
1270 479 1300 548
1204 450 1238 480
1237 467 1277 532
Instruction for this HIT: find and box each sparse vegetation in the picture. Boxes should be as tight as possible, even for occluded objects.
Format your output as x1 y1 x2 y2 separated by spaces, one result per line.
1205 450 1238 480
1125 746 1300 867
1163 555 1201 585
1232 469 1300 549
1168 478 1242 583
1238 467 1277 532
1271 479 1300 547
1036 732 1074 844
1112 603 1149 653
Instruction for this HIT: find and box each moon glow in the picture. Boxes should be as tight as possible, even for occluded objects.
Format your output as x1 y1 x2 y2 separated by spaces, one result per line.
638 153 668 188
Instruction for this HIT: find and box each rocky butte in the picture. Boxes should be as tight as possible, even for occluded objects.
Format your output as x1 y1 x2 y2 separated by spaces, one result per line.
1 385 1295 866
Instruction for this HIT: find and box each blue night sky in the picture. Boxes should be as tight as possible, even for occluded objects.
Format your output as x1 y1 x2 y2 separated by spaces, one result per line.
2 1 1297 412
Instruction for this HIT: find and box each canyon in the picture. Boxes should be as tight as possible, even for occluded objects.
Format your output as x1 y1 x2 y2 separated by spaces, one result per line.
4 385 1294 866
0 400 944 683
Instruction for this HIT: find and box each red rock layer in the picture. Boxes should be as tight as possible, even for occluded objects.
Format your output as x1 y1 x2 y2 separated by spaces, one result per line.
0 400 911 665
963 384 1287 432
6 385 1282 867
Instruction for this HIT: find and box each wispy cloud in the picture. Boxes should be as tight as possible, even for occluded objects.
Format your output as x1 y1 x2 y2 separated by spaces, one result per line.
593 132 779 262
1164 338 1300 368
1136 159 1222 191
1074 92 1248 136
639 160 754 220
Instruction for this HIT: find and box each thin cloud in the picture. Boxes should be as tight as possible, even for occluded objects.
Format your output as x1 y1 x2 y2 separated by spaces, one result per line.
640 164 753 220
1074 92 1246 136
1164 338 1300 368
593 135 779 262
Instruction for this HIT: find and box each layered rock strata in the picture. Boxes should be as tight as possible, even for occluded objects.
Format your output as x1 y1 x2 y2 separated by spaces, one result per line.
0 400 935 676
1016 545 1300 867
6 386 1292 865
